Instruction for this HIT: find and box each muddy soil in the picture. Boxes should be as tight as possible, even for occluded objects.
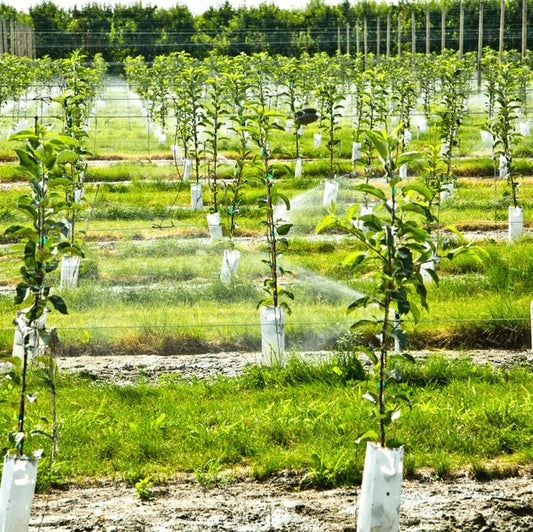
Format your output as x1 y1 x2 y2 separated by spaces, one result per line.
29 350 532 531
31 473 533 531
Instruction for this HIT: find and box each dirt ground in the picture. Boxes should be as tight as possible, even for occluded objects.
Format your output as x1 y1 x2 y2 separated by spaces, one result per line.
30 473 533 531
29 350 533 531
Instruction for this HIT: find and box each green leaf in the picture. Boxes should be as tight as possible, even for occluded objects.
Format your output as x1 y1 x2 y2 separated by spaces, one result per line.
8 129 38 142
392 394 412 409
347 295 371 311
356 430 379 445
17 205 38 222
29 430 54 441
0 355 22 368
366 129 389 163
14 283 30 304
400 203 428 217
401 352 416 363
342 252 367 270
397 151 420 167
276 223 292 236
14 149 40 178
409 300 421 323
49 295 68 314
271 192 291 210
55 150 79 164
315 214 337 233
393 329 408 350
353 183 386 201
362 391 378 404
402 183 433 201
359 346 378 364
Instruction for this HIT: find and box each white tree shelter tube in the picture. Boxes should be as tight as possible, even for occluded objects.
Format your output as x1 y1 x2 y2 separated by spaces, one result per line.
294 157 302 178
206 212 222 240
220 249 240 285
508 206 523 241
60 255 81 289
323 180 339 208
0 455 40 532
260 306 285 366
357 442 404 532
190 184 203 210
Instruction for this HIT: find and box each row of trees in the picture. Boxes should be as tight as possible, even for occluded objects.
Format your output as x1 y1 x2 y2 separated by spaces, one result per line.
0 0 530 62
123 49 527 199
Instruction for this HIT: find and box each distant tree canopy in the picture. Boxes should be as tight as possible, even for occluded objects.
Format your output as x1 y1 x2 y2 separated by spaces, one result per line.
1 0 531 62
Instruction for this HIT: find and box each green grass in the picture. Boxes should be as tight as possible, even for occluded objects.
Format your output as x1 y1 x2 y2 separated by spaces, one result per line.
3 354 530 490
2 228 533 354
2 77 533 354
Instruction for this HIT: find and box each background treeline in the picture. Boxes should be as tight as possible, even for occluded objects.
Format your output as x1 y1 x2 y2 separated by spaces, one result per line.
0 0 529 63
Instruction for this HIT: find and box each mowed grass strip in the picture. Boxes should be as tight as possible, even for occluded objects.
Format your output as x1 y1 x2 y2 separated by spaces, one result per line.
6 354 530 490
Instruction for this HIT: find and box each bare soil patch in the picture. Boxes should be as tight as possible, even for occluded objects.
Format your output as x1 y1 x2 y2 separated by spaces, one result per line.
29 350 532 531
56 349 532 384
31 473 532 531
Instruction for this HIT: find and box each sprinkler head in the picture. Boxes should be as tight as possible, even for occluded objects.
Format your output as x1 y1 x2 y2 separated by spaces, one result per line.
295 108 318 126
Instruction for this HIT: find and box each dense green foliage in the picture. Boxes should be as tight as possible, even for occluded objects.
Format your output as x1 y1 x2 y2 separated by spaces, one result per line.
1 0 533 61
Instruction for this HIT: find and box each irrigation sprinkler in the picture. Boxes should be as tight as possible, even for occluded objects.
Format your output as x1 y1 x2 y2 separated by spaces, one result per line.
294 107 318 126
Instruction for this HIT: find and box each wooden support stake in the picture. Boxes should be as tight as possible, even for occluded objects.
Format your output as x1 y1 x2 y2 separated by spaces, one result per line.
441 6 446 51
376 16 381 60
499 0 505 61
426 9 430 54
478 0 484 88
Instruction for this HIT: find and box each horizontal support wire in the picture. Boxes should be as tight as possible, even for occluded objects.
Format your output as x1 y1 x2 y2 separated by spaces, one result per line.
0 316 529 334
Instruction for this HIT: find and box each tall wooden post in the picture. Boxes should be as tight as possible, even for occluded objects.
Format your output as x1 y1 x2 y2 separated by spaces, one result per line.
364 17 368 67
426 9 430 54
478 0 484 88
499 0 505 61
9 18 14 55
346 23 350 55
356 21 360 56
337 25 341 54
377 16 381 60
386 12 391 58
411 10 416 64
398 7 403 57
459 0 464 58
441 6 446 51
2 19 8 55
522 0 527 59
